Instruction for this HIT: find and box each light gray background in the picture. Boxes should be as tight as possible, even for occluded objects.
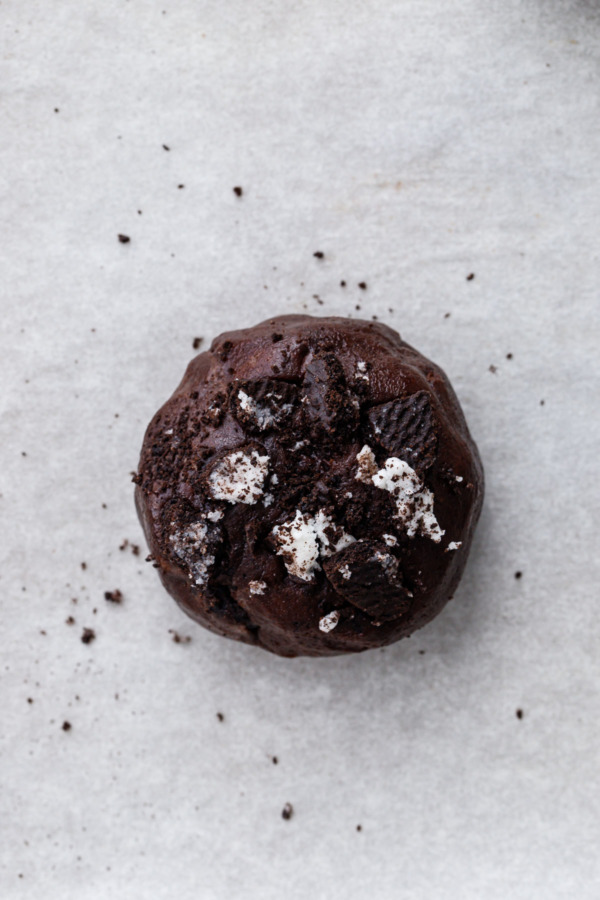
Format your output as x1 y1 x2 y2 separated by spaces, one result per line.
2 1 599 898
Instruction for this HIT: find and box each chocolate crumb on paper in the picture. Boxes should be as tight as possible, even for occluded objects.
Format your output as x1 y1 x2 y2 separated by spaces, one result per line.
233 186 243 197
104 590 123 604
192 337 204 350
81 628 96 644
62 721 72 732
466 273 475 281
281 803 293 820
516 709 524 719
216 712 224 722
169 629 191 644
117 234 130 244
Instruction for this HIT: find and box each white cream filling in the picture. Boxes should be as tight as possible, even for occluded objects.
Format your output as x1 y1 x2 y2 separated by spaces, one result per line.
208 449 269 505
355 445 445 543
249 580 267 595
319 610 341 633
271 510 356 581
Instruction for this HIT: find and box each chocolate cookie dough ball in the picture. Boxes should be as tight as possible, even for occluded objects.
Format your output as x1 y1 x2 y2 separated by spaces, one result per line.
135 315 483 657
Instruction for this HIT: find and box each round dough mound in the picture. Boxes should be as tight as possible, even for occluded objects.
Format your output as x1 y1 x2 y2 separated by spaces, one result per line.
135 315 484 657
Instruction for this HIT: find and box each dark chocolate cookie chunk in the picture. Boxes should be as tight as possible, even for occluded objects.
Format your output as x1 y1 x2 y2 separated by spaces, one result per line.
368 391 437 473
135 314 484 657
322 540 412 622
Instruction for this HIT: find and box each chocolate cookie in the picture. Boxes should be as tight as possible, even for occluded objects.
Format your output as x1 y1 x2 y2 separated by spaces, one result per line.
135 315 484 657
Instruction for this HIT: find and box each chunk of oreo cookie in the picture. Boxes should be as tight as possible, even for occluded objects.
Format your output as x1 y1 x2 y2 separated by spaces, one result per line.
367 391 438 472
322 540 412 622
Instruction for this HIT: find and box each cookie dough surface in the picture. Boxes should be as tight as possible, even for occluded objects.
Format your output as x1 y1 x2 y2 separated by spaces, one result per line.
135 315 484 657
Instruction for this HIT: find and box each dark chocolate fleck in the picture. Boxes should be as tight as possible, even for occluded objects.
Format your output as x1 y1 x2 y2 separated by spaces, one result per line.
281 803 293 820
516 709 524 719
81 628 96 644
233 186 243 197
466 273 475 281
313 251 324 259
515 571 522 580
104 590 123 604
193 336 204 350
62 721 71 732
216 712 224 722
358 282 367 290
117 234 130 244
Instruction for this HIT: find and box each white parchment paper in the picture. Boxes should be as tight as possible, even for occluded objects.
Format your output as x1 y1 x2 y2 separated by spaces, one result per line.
1 1 600 898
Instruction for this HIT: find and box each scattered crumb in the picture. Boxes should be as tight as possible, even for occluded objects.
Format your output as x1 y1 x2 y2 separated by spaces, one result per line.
355 304 361 311
62 721 72 732
119 540 129 551
102 503 107 509
515 571 523 580
358 282 367 290
340 280 346 287
233 186 243 197
65 616 75 626
356 825 362 832
540 399 545 406
177 184 184 189
131 544 140 556
506 353 513 360
418 650 426 655
162 144 170 151
39 630 47 636
104 590 123 604
27 698 33 704
117 234 130 244
216 712 224 722
54 107 59 113
169 630 191 644
466 273 475 281
192 336 204 350
313 251 324 259
272 756 278 765
489 365 497 374
516 709 524 719
444 312 451 319
281 803 293 821
81 628 96 644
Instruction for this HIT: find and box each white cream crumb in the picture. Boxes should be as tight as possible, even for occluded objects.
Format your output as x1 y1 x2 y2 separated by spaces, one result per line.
164 428 173 435
271 510 356 581
382 533 398 547
359 451 445 544
271 473 279 485
455 475 464 483
208 449 269 505
356 361 369 382
272 511 321 580
344 492 353 499
249 580 267 595
292 441 307 450
355 445 378 483
206 509 224 523
263 492 274 507
237 390 273 430
319 610 340 633
169 522 215 586
446 541 462 551
339 564 352 580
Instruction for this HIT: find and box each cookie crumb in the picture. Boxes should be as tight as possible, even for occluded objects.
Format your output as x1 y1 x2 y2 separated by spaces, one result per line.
514 571 523 580
169 629 191 644
117 234 130 244
233 186 243 197
192 336 204 350
466 273 475 281
216 712 224 722
66 616 75 626
27 698 33 704
81 628 96 644
340 280 346 287
272 756 278 764
506 353 513 360
516 709 524 719
313 251 324 259
356 825 362 832
444 312 451 319
162 144 170 151
358 282 367 290
62 721 72 732
281 802 293 820
104 590 123 604
489 365 497 374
